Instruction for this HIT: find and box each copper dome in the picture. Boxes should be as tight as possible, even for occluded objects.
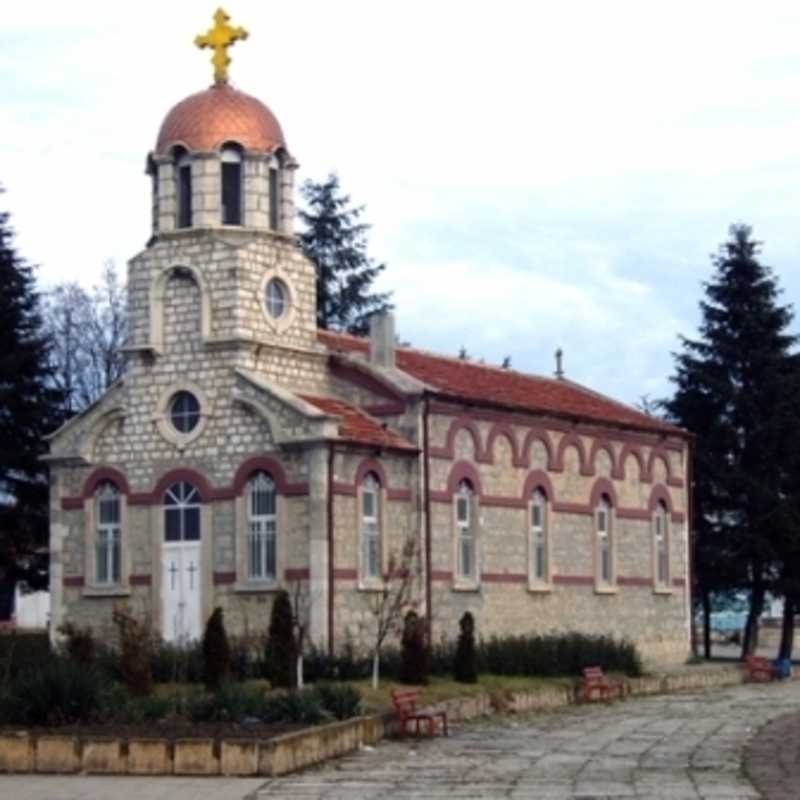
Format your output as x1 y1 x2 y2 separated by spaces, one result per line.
155 84 285 155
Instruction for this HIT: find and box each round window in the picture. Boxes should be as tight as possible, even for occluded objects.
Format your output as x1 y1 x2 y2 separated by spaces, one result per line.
265 278 288 319
169 391 200 434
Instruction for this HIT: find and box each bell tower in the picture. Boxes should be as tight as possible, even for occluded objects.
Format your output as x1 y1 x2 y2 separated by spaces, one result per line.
126 9 322 377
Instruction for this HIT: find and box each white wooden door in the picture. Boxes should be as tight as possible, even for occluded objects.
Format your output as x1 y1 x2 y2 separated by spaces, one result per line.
161 542 201 643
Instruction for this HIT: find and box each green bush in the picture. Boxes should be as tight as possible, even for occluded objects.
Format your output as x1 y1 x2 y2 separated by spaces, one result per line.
112 609 153 696
312 684 362 720
453 612 478 683
399 611 429 685
202 607 231 691
150 640 204 684
59 623 97 670
478 632 642 678
261 689 325 725
0 657 106 725
0 631 50 682
267 590 296 689
187 682 265 723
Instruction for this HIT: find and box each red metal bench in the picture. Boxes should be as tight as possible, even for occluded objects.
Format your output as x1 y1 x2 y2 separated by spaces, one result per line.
744 655 777 682
391 689 448 737
578 666 627 702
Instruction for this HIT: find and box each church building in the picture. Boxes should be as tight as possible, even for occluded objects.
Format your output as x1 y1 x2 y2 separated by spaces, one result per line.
46 11 692 666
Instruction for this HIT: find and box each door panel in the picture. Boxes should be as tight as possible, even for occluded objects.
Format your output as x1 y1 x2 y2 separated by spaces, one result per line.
161 542 202 643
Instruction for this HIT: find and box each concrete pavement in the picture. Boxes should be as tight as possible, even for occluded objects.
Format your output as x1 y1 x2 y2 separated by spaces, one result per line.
1 680 799 799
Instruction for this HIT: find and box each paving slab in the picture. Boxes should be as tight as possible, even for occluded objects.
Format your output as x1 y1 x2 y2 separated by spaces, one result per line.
1 681 798 799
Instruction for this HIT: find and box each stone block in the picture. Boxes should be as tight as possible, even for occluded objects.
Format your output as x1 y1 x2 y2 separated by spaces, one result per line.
173 738 219 775
220 739 258 776
127 738 171 774
35 735 80 773
0 733 34 773
82 738 127 773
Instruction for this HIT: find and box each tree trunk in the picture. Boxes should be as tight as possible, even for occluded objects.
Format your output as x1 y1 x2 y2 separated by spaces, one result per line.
741 581 766 658
778 595 795 661
372 651 380 690
296 654 304 689
702 588 712 660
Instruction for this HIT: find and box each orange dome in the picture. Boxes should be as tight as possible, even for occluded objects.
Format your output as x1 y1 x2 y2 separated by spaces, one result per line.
155 84 285 155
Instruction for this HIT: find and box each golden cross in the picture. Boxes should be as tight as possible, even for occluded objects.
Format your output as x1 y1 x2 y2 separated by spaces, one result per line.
194 8 248 85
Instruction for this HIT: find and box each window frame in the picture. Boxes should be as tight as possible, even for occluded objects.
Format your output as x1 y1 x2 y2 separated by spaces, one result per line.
453 479 479 590
221 145 243 225
594 495 617 593
653 500 672 593
528 488 551 591
358 472 385 590
268 156 281 231
95 482 122 586
246 471 278 583
163 481 202 543
82 479 130 597
176 150 193 229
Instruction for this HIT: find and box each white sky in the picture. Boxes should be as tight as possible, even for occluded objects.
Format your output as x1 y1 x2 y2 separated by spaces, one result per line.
4 0 800 407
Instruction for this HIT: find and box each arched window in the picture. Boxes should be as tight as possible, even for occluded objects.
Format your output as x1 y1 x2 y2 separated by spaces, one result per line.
361 473 381 581
95 482 121 585
456 479 475 579
596 495 613 586
530 489 548 585
268 154 281 231
164 482 201 542
175 148 192 229
247 472 277 581
221 145 243 225
654 501 669 587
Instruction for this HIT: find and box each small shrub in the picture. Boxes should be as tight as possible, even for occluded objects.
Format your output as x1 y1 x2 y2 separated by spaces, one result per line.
267 590 296 689
150 639 204 684
399 610 429 685
202 607 231 691
112 608 153 696
0 631 51 682
261 688 325 725
59 622 96 670
123 693 174 723
313 684 362 720
453 611 478 683
0 657 105 725
187 682 265 723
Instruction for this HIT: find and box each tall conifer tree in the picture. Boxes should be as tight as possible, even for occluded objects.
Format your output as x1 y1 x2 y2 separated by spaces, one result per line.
0 199 64 595
298 174 392 334
665 225 799 657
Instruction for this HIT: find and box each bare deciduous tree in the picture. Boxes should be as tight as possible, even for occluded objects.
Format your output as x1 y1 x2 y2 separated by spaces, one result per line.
364 538 419 689
43 260 127 414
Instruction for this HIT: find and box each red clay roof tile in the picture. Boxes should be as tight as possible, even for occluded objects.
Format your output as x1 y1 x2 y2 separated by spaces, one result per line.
317 330 684 437
300 394 416 450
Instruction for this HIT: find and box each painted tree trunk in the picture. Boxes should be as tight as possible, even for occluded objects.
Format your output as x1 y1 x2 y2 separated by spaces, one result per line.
778 595 795 661
372 651 380 690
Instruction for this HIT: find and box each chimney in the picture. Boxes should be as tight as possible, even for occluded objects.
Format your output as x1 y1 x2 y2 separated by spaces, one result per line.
369 312 396 368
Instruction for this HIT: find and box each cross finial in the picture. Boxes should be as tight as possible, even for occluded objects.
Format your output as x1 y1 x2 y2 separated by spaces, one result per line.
194 8 249 85
555 348 564 380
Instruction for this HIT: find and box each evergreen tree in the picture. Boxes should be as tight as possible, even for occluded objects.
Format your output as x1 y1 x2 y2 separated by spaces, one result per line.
399 610 429 685
453 611 478 683
298 174 392 334
267 589 297 689
202 606 231 691
0 199 64 594
665 225 800 658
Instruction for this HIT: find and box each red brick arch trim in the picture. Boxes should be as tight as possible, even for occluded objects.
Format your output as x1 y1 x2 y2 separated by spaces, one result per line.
445 461 484 497
151 468 215 503
615 443 646 481
648 484 674 514
646 446 678 485
521 470 556 502
81 467 131 498
354 457 388 488
520 429 555 470
232 456 295 496
435 416 487 462
486 423 523 467
589 477 618 508
554 433 591 476
589 439 617 478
